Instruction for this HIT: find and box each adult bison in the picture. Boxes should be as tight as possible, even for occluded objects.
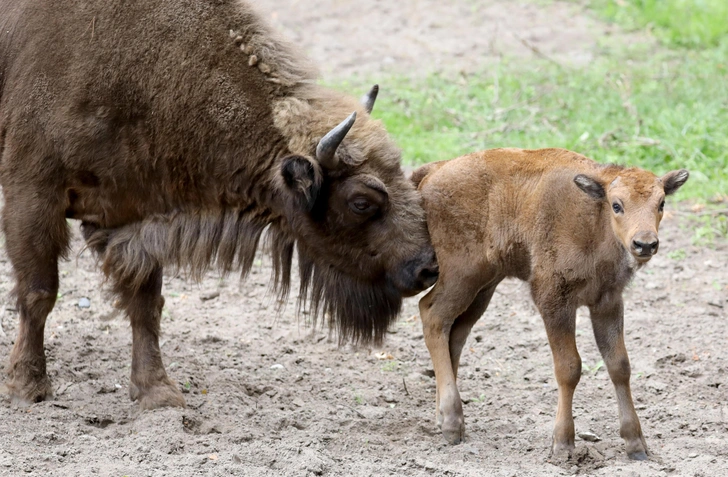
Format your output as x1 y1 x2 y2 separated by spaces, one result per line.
0 0 438 409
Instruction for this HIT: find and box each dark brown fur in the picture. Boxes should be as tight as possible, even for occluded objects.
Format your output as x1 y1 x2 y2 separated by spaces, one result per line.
0 0 437 409
414 148 688 459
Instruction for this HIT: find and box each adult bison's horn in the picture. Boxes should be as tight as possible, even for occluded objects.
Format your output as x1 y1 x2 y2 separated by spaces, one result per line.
316 111 356 169
361 84 379 113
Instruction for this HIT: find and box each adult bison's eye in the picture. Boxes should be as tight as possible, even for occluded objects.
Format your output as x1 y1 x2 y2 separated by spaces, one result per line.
349 197 375 215
612 202 623 214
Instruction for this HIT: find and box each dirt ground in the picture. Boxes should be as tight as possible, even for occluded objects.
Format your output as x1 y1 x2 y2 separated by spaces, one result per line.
1 1 726 476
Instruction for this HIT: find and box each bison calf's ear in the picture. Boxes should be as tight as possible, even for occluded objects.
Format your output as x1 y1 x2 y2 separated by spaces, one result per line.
662 169 689 195
574 174 606 200
281 155 323 211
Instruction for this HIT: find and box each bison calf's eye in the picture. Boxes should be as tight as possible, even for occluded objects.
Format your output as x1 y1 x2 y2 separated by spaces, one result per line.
612 202 623 214
659 200 665 212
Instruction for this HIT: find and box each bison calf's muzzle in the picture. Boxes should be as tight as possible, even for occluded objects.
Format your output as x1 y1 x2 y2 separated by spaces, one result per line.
632 233 659 258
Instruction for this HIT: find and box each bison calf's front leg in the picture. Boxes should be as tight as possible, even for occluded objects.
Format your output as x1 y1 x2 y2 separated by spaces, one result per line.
119 267 185 410
536 294 581 459
590 297 648 460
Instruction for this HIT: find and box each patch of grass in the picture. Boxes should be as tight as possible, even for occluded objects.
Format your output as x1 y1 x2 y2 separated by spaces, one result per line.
337 39 728 201
591 0 728 49
380 360 399 372
666 248 687 260
690 213 728 245
582 359 605 376
470 393 487 404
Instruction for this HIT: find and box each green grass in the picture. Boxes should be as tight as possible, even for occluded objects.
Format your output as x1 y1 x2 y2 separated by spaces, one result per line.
341 41 728 201
333 1 728 201
688 213 728 244
591 0 728 49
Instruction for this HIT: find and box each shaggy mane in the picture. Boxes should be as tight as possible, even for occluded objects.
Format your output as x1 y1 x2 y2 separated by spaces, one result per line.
83 209 399 346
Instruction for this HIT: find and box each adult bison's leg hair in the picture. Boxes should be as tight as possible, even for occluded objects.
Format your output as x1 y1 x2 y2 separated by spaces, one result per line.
419 275 485 445
448 284 498 377
590 296 648 460
118 266 185 409
2 186 69 405
533 281 581 459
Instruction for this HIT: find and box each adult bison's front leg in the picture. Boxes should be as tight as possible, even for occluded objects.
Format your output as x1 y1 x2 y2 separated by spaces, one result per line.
2 185 69 405
119 267 185 409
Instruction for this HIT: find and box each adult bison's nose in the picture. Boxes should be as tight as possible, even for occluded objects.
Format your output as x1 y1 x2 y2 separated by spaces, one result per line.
395 249 439 297
631 232 659 259
415 254 439 289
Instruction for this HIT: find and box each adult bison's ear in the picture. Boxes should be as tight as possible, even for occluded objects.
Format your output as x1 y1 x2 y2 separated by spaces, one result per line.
281 155 323 211
662 169 689 195
574 174 606 200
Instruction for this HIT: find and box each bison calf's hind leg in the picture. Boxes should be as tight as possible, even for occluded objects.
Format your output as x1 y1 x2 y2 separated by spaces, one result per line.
590 297 648 460
118 267 185 410
2 188 68 405
448 285 498 377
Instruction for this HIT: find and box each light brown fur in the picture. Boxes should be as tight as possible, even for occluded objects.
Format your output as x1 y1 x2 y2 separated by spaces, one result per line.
414 148 688 460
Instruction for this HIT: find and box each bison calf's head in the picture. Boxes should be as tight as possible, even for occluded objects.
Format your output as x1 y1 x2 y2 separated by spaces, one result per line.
276 88 438 344
574 168 689 263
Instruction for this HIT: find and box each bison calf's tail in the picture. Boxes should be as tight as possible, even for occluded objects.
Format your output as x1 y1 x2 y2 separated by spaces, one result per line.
410 161 447 189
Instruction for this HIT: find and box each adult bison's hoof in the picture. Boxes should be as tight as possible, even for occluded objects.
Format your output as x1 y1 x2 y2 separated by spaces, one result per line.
130 379 186 410
628 450 648 461
4 372 53 406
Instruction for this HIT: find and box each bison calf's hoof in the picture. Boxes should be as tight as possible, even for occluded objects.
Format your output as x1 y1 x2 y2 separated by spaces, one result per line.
628 451 648 461
130 380 186 410
441 416 465 445
625 435 649 460
550 442 575 461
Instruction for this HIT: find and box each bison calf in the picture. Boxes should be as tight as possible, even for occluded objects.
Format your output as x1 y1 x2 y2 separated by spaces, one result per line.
414 148 688 460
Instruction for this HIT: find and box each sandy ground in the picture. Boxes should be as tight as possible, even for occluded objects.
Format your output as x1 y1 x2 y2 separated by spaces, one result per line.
1 1 726 476
262 0 624 78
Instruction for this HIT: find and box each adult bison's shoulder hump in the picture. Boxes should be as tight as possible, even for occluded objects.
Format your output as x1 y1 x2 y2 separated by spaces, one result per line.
0 0 318 204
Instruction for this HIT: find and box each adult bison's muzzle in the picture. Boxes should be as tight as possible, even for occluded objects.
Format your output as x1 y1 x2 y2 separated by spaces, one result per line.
392 248 439 297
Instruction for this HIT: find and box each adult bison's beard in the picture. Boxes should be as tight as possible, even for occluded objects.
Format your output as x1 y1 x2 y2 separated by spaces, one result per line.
83 212 402 345
296 250 402 346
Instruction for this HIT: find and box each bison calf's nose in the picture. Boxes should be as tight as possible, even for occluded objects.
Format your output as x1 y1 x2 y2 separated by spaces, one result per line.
632 235 659 257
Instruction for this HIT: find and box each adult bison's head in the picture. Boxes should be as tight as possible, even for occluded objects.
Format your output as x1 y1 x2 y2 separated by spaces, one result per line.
273 85 438 344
